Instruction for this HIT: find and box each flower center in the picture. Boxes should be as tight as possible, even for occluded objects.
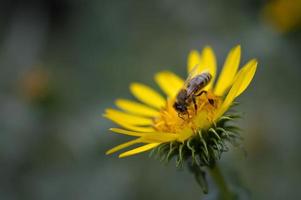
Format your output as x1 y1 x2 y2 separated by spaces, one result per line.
153 91 222 136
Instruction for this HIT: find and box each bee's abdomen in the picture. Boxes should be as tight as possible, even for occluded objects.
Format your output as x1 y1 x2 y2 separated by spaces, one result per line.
193 72 212 87
198 72 212 85
186 72 212 96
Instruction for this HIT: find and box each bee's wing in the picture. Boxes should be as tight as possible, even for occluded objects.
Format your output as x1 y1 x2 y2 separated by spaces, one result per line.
183 64 199 87
183 64 211 97
176 64 199 99
184 64 209 87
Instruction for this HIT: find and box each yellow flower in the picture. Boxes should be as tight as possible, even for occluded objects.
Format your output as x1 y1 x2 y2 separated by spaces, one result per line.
262 0 301 33
104 45 257 160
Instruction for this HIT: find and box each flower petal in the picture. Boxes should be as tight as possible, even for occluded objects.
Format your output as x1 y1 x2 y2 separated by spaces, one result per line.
104 109 153 125
115 99 159 117
154 71 184 98
234 59 258 98
130 83 165 109
106 117 154 132
215 59 257 119
109 128 179 143
106 138 142 155
187 50 201 73
214 45 241 96
200 46 217 90
110 128 146 137
119 143 160 158
142 132 178 142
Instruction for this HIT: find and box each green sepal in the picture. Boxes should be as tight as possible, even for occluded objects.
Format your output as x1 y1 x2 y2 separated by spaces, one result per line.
149 111 243 194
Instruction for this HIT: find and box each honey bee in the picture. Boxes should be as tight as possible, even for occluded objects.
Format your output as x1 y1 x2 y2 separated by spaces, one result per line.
173 69 212 118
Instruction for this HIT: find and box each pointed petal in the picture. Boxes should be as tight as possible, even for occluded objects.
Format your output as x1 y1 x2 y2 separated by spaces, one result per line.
154 71 184 98
130 83 165 109
110 128 146 137
105 117 154 132
187 50 201 73
234 59 258 97
214 45 241 96
215 59 257 119
200 46 217 90
104 109 153 125
110 130 178 143
106 138 142 155
142 132 178 142
119 143 160 158
115 99 159 117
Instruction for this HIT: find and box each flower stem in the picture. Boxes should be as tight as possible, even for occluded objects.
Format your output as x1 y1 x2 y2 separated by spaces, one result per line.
208 164 234 200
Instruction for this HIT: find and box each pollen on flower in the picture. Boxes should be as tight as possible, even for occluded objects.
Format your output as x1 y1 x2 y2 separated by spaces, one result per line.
153 91 222 140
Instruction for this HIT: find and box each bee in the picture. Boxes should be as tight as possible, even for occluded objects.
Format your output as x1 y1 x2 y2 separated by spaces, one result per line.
173 69 212 118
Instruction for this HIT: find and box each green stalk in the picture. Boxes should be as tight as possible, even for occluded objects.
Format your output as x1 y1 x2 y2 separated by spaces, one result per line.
208 164 234 200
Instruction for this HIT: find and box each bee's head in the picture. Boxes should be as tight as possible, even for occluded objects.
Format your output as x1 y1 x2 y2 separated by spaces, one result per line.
173 102 187 114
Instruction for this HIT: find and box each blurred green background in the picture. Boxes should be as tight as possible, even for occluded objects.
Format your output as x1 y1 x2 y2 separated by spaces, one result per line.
1 0 301 199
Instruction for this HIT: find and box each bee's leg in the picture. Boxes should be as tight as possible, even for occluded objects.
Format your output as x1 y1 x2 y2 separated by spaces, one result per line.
178 113 185 120
192 96 198 114
196 90 207 97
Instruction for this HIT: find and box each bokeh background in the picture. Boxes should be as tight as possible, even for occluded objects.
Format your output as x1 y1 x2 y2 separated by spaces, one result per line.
1 0 301 199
